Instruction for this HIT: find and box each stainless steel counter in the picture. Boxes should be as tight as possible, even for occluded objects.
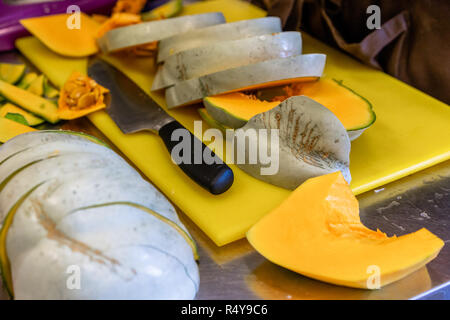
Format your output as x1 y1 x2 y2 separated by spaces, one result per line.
0 51 448 300
186 159 450 300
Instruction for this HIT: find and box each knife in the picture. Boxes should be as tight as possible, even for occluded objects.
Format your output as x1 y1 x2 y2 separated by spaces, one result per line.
88 59 234 195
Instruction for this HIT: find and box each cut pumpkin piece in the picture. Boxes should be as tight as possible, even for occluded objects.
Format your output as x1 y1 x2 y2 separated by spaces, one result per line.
58 72 109 120
247 172 444 289
0 103 45 127
0 79 59 124
152 32 302 91
166 54 326 108
235 96 351 189
97 12 225 53
0 118 37 143
0 63 26 84
20 13 100 57
203 79 376 140
157 17 282 63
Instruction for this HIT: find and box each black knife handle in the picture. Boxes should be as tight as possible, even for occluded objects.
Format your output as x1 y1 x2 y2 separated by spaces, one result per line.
158 120 234 195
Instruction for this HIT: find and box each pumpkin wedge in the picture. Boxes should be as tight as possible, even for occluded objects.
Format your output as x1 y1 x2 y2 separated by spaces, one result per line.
20 13 100 57
152 32 302 91
203 79 376 140
166 54 326 108
247 171 444 289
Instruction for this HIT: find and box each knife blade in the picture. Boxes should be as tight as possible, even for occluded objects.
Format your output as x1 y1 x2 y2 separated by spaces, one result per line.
88 59 234 195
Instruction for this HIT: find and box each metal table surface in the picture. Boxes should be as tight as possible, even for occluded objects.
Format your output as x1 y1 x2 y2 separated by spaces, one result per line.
0 50 449 300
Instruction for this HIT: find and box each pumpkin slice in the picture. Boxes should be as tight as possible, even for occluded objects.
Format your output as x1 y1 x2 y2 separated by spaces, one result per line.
0 118 37 143
20 13 100 57
97 12 225 53
152 31 302 91
58 72 109 120
0 63 26 84
142 0 183 21
157 17 282 63
0 103 45 127
247 171 444 289
203 79 376 140
165 54 326 108
0 79 59 123
234 95 351 189
198 108 230 133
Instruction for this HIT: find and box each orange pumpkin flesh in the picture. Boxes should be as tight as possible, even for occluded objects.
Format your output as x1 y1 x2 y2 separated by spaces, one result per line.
20 13 100 57
58 72 109 120
247 172 444 289
206 79 375 132
96 13 142 39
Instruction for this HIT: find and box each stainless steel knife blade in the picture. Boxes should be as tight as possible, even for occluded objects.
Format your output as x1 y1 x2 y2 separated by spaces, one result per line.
87 59 174 134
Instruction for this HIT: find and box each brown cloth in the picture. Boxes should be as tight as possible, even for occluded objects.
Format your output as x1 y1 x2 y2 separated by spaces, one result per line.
250 0 450 104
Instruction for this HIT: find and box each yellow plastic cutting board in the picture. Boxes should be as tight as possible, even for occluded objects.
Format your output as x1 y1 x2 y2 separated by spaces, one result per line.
15 0 450 246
